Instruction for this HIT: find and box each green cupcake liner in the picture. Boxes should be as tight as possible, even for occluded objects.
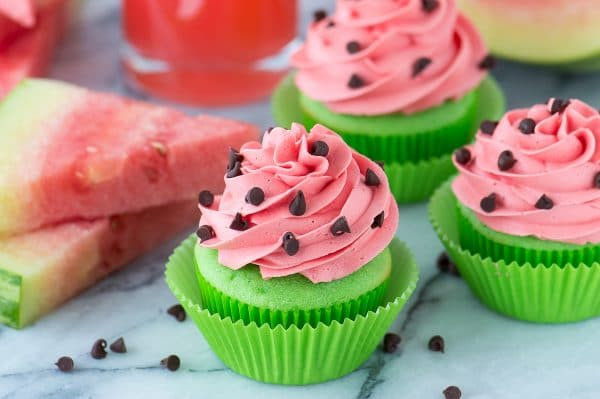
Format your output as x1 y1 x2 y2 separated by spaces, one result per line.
195 260 389 329
429 180 600 323
165 235 419 385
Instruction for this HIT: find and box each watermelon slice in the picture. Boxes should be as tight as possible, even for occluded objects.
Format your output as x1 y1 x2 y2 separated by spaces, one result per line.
0 79 259 236
0 199 197 328
0 0 35 27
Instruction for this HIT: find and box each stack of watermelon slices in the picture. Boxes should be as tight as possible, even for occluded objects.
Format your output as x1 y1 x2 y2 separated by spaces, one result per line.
0 79 259 328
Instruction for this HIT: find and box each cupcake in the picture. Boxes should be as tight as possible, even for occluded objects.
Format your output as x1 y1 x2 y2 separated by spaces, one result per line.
272 0 505 203
166 123 418 384
430 98 600 323
458 0 600 71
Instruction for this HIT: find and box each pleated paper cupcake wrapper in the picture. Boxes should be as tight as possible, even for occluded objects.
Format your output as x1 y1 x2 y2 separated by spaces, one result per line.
165 235 419 385
195 262 389 329
429 180 600 323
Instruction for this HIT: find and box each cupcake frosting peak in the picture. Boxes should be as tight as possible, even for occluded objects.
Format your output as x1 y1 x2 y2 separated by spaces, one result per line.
198 123 398 283
292 0 489 115
453 99 600 244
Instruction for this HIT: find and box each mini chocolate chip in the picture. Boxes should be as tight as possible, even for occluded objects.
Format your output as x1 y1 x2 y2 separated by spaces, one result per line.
371 211 385 229
227 148 243 171
443 386 462 399
365 168 381 187
428 335 445 353
412 57 432 77
226 161 242 178
535 194 554 210
346 40 361 54
498 150 517 171
313 9 327 23
375 160 385 169
198 190 214 207
594 172 600 188
282 232 300 256
518 118 536 134
478 54 496 70
383 333 401 353
245 187 265 206
331 216 351 236
437 252 451 272
421 0 439 13
348 73 365 89
480 120 498 135
550 98 571 114
229 213 249 231
326 20 335 28
196 225 215 243
289 191 307 216
167 304 186 322
161 355 180 372
55 356 74 372
454 148 471 165
311 140 329 157
110 337 127 354
480 193 497 213
91 339 107 359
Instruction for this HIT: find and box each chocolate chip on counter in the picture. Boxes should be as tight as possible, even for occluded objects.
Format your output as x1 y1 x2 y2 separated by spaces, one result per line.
421 0 439 13
110 337 127 354
198 190 214 207
480 193 497 213
289 191 307 216
196 225 215 243
428 335 445 353
331 216 351 236
412 57 432 77
383 333 401 353
550 98 570 114
311 140 329 157
160 355 180 372
371 211 385 229
91 339 108 359
226 161 242 178
478 54 496 70
313 9 327 23
365 168 381 187
535 194 554 210
348 73 365 89
454 148 471 165
245 187 265 206
594 172 600 188
518 118 536 134
443 386 462 399
229 213 250 231
55 356 74 372
282 232 300 256
437 252 451 272
167 304 186 322
346 40 361 54
497 150 517 171
480 120 498 135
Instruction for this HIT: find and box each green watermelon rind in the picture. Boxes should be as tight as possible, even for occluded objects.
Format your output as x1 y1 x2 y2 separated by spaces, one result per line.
0 268 21 328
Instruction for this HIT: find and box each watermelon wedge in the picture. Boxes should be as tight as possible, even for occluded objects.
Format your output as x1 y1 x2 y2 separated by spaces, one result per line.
0 0 35 27
0 199 197 328
0 79 259 236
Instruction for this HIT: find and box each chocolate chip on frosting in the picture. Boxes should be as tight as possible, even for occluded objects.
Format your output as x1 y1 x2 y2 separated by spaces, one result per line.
282 232 300 256
421 0 439 13
535 194 554 210
550 98 571 114
478 54 496 70
313 9 327 23
311 140 329 157
198 190 214 207
226 161 242 178
480 193 497 213
365 168 381 187
331 216 351 236
372 211 385 229
480 120 498 135
245 187 265 206
412 57 432 77
229 213 250 231
454 148 471 165
497 150 517 171
594 172 600 188
518 118 536 134
348 73 365 89
326 20 336 28
346 41 361 54
197 225 215 242
227 148 243 171
289 191 307 216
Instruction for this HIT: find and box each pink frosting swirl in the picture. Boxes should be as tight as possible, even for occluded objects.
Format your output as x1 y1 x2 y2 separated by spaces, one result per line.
453 99 600 244
198 123 398 283
291 0 489 115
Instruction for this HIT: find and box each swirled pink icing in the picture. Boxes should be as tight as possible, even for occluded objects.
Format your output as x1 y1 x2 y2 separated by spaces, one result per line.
452 99 600 244
198 123 398 283
291 0 489 115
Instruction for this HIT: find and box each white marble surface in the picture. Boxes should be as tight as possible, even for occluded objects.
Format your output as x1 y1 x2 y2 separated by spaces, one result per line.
2 1 600 398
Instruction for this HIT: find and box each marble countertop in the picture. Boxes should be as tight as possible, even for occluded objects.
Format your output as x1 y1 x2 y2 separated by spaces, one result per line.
2 1 600 398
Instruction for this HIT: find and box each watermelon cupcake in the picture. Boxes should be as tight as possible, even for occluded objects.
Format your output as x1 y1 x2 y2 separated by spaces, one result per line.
430 98 600 323
166 123 418 384
272 0 505 203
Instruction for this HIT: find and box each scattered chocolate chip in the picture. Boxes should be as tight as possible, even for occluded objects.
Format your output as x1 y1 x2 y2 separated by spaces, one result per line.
454 148 471 165
282 232 300 256
412 57 432 77
55 356 74 372
198 190 214 207
289 191 307 216
371 211 385 229
348 73 365 89
594 172 600 188
383 333 401 353
91 339 107 359
478 54 496 70
245 187 265 206
326 20 336 28
311 140 329 157
110 337 127 354
428 335 445 353
443 386 462 399
421 0 439 13
480 193 497 213
497 150 517 171
365 168 381 187
535 194 554 210
346 40 361 54
196 225 215 243
375 160 385 169
518 118 536 134
226 161 242 178
229 213 250 231
167 304 186 322
480 120 498 135
550 98 570 114
331 216 351 236
160 355 180 372
437 252 451 272
227 148 243 171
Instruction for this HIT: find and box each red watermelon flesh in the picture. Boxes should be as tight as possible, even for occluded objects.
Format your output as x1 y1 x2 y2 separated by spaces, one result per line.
0 199 198 328
0 79 259 236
